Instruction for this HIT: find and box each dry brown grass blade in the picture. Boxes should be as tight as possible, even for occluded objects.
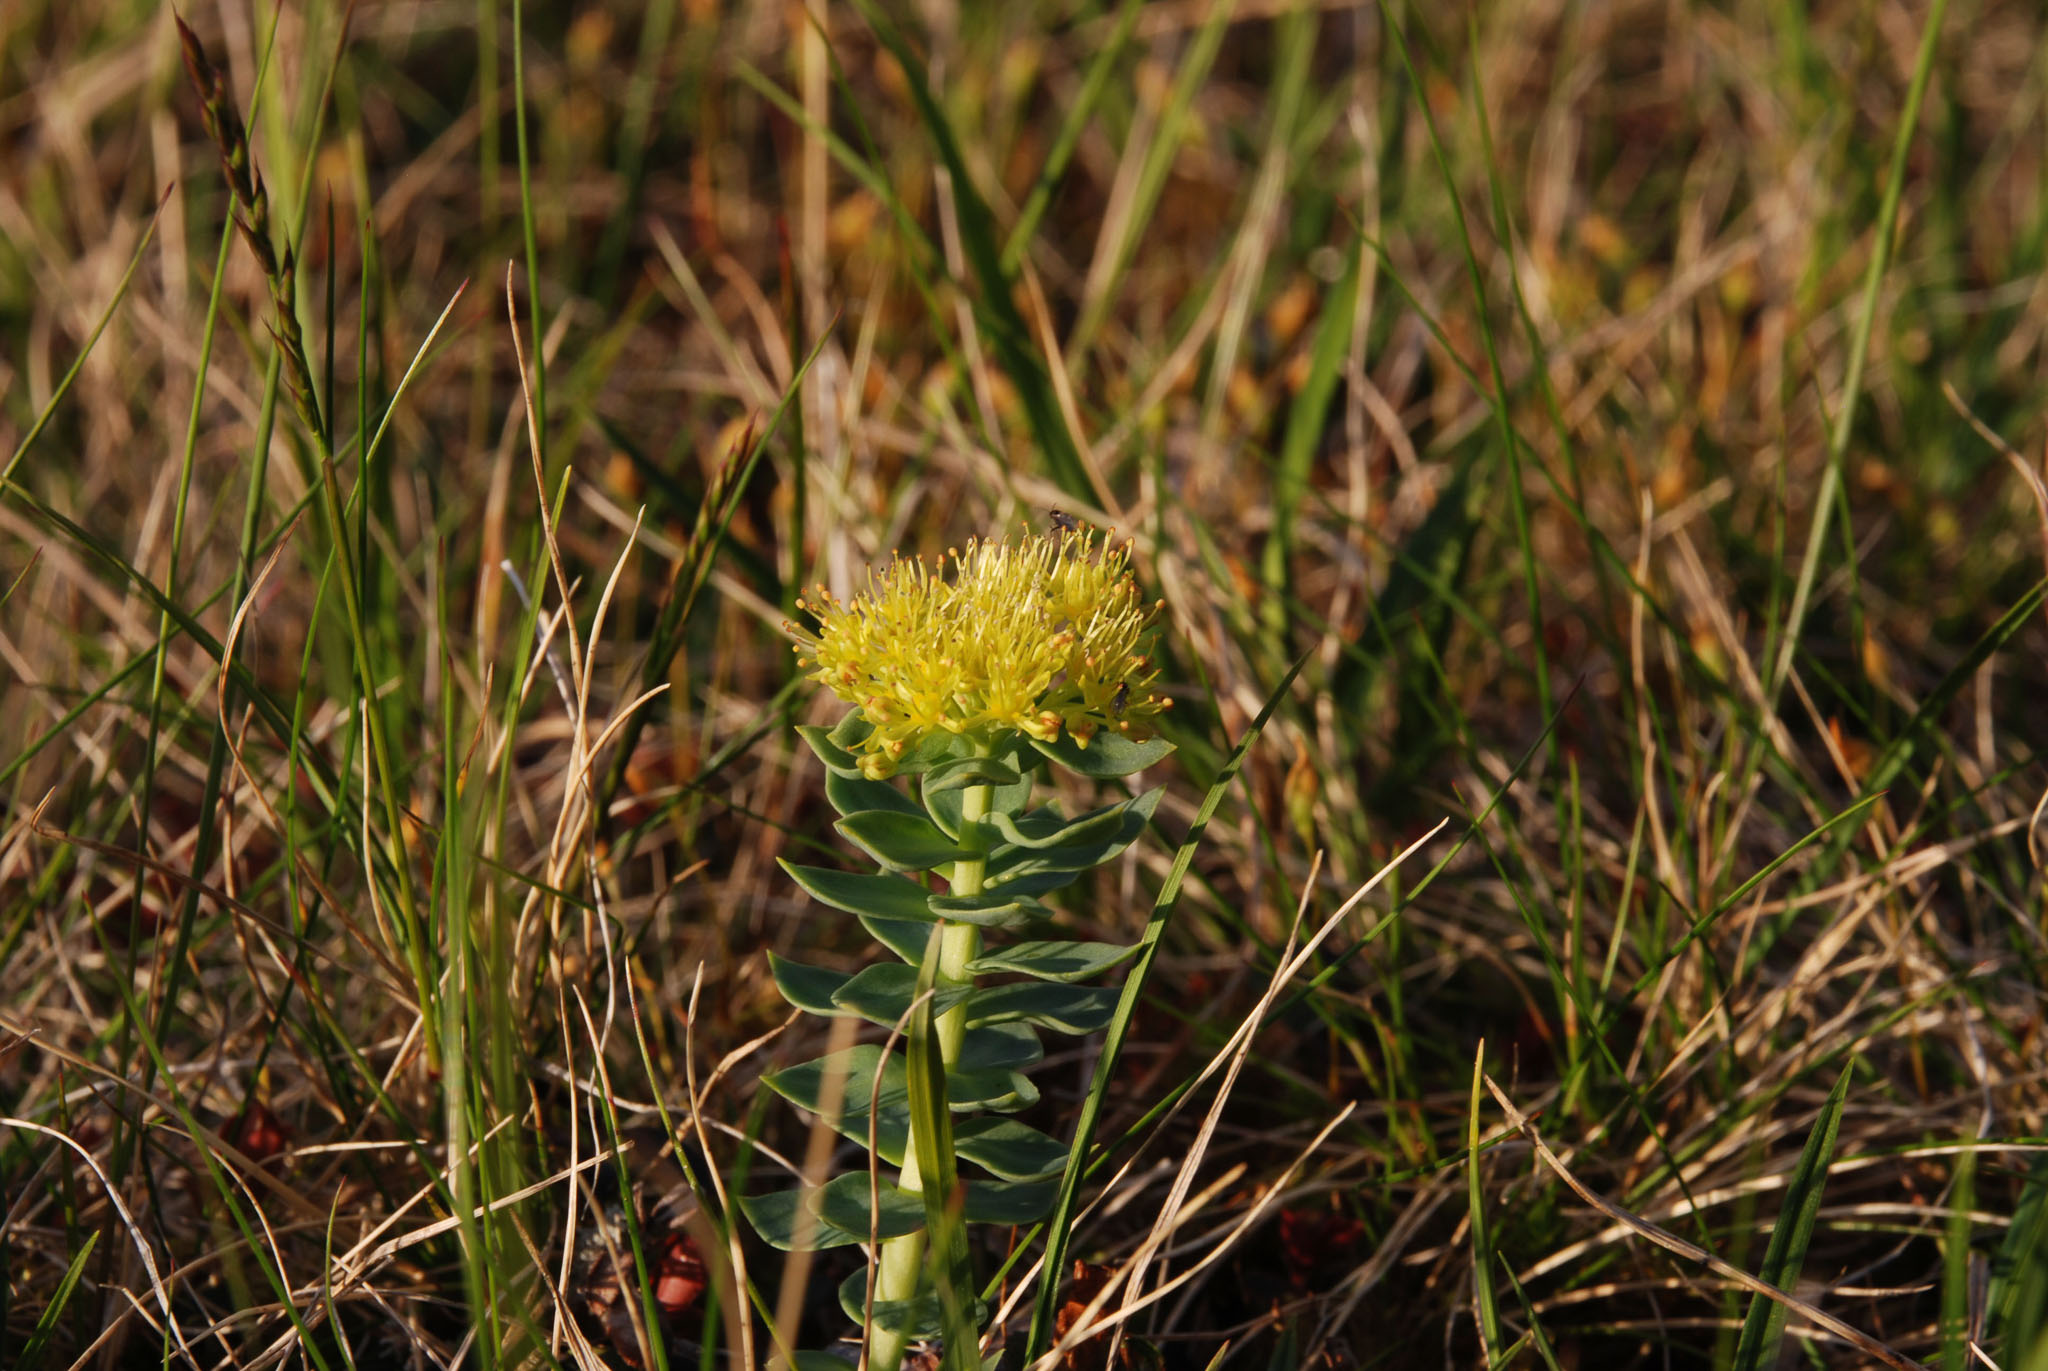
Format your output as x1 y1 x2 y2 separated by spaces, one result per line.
1941 379 2048 875
23 812 408 1001
4 1115 200 1365
683 963 759 1371
1481 1074 1930 1371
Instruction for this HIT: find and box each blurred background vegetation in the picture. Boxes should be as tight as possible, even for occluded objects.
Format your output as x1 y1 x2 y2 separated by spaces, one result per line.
3 0 2047 1367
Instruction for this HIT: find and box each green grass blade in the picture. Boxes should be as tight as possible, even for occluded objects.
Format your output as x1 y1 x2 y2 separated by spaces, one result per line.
1000 0 1144 271
0 193 164 495
1378 0 1549 720
89 922 339 1371
1261 234 1358 645
907 955 979 1370
11 1230 97 1371
1990 1162 2048 1369
596 330 830 823
1730 1061 1853 1371
1065 0 1232 364
1498 1256 1566 1371
1022 650 1310 1364
1759 0 1952 719
847 0 1092 501
1468 1044 1504 1365
510 0 547 476
1941 1144 1977 1371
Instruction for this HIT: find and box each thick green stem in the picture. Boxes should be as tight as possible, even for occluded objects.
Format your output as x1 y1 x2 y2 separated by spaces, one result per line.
868 780 990 1370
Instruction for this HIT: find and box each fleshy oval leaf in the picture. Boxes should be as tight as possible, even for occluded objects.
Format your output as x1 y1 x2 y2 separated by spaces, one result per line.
839 1267 949 1339
767 953 854 1017
836 811 968 872
985 789 1161 886
957 1021 1044 1073
818 711 961 776
762 1044 905 1144
797 725 864 778
989 799 1129 850
973 866 1084 900
762 1039 1041 1146
923 754 1024 794
830 962 972 1026
963 1177 1061 1226
968 982 1120 1035
858 914 933 965
827 712 875 749
948 1066 1039 1113
826 769 922 820
1030 729 1176 777
966 940 1139 983
739 1187 870 1251
924 889 1050 929
791 1354 862 1371
821 1173 1058 1231
953 1116 1069 1180
812 1174 926 1242
891 729 977 776
780 862 936 922
925 749 1036 838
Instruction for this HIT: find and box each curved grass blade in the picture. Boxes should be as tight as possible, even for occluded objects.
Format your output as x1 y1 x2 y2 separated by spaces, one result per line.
1730 1062 1853 1371
843 0 1092 503
12 1230 97 1371
1469 1043 1504 1366
1022 650 1310 1363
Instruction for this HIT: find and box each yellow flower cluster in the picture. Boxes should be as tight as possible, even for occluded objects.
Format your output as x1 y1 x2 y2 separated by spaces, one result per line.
790 529 1168 778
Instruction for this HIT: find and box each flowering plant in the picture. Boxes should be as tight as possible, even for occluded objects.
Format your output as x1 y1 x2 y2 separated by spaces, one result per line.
744 525 1172 1370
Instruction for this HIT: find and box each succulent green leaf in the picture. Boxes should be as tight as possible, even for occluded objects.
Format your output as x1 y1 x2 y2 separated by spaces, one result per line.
924 888 1051 929
972 865 1086 899
925 782 1029 842
958 1020 1045 1072
739 1187 872 1251
963 1177 1061 1225
836 810 968 872
986 788 1161 886
968 940 1138 983
827 712 875 749
817 711 959 776
767 952 854 1017
781 861 936 922
826 769 922 820
762 1037 1041 1151
796 725 864 777
925 737 1037 837
953 1116 1069 1180
791 1354 863 1371
1030 729 1175 777
813 1173 927 1241
948 1066 1040 1113
923 754 1024 793
969 982 1120 1034
859 913 932 965
830 961 973 1026
811 1173 1060 1241
762 1044 908 1152
839 1267 949 1339
892 729 975 776
986 846 1105 888
990 795 1139 850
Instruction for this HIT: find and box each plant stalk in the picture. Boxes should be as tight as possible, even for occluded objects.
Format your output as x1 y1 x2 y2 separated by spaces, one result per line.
868 780 990 1370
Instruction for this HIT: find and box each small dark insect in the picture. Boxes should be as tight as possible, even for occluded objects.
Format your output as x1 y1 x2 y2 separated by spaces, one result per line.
1049 508 1082 535
1109 682 1129 717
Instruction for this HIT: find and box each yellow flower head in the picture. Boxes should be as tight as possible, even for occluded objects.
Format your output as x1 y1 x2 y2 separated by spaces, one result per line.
789 528 1169 778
